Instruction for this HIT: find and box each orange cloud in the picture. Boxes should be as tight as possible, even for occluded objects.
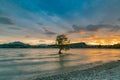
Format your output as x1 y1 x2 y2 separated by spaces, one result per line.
79 31 86 34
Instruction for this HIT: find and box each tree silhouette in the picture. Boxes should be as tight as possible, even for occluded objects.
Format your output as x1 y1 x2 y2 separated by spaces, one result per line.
56 34 70 54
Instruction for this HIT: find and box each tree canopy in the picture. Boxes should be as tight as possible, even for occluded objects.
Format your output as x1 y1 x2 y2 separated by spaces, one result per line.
56 34 70 54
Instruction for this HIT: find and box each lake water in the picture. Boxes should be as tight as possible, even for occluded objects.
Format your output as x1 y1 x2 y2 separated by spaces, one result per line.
0 48 120 80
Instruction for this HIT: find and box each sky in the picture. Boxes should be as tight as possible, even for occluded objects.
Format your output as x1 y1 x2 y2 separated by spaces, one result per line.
0 0 120 45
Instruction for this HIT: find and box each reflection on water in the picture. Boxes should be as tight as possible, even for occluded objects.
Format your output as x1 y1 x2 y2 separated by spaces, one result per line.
0 48 120 80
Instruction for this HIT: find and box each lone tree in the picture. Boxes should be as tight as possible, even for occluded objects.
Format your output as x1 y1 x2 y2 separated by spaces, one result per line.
56 34 70 54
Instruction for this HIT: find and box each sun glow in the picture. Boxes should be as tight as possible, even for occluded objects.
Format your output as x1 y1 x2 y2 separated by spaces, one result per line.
88 39 120 45
72 37 120 45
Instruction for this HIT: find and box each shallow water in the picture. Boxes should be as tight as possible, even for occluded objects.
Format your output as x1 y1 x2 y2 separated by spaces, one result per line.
0 48 120 80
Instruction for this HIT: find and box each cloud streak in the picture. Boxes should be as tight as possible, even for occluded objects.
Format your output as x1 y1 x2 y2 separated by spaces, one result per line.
0 17 14 25
42 27 57 35
8 27 21 30
118 18 120 21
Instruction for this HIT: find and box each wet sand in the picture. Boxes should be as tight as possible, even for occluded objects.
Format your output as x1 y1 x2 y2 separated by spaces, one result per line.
34 60 120 80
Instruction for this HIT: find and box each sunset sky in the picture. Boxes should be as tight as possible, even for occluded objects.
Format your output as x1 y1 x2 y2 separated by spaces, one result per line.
0 0 120 45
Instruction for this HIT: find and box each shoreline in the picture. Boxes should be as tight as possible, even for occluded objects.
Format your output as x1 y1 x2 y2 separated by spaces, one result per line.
34 60 120 80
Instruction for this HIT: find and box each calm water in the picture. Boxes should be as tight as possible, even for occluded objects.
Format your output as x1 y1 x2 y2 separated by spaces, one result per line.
0 49 120 80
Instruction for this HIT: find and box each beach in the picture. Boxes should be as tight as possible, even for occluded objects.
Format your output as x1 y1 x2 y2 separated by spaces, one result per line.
34 60 120 80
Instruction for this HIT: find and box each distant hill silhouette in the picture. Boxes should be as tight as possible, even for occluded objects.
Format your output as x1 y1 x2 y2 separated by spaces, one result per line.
0 41 120 48
0 41 30 48
0 41 48 48
69 42 87 48
47 42 87 48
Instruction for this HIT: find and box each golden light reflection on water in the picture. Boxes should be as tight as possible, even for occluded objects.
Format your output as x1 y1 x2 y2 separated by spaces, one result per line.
49 49 120 68
0 49 120 80
10 49 120 67
66 49 120 65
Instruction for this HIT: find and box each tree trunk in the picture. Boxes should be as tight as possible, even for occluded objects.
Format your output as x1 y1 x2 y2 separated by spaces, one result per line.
58 47 62 54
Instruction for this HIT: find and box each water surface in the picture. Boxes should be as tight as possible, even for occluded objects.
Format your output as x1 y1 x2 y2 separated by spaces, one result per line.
0 49 120 80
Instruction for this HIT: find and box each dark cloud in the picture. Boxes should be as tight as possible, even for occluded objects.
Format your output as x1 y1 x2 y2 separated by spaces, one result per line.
42 27 57 35
118 18 120 21
86 24 120 32
0 17 14 25
25 35 30 38
72 25 83 31
67 24 120 34
8 27 21 30
66 25 84 34
86 24 101 31
37 22 44 25
73 24 120 31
